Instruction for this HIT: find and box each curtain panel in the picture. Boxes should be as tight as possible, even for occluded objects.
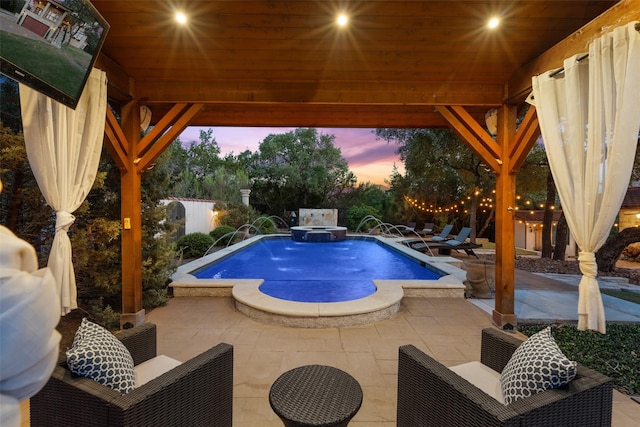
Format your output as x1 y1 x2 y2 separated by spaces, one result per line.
531 22 640 333
19 68 108 316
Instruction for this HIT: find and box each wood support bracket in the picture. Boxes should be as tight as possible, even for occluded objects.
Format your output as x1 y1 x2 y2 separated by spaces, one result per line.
435 105 502 172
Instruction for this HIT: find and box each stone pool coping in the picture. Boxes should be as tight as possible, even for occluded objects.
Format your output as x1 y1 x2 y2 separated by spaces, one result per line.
170 234 467 327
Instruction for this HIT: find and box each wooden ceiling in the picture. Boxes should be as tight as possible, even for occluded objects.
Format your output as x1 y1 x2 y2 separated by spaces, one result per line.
92 0 622 128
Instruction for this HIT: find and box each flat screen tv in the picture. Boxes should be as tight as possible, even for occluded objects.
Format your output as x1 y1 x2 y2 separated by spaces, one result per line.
0 0 109 109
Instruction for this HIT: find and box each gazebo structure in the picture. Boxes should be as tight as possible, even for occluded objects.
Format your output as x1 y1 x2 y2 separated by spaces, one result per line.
88 0 640 328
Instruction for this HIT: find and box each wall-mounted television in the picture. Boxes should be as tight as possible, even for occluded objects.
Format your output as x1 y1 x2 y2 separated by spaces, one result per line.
0 0 109 109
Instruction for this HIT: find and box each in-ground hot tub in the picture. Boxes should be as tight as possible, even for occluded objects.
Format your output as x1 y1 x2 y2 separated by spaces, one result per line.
290 226 348 242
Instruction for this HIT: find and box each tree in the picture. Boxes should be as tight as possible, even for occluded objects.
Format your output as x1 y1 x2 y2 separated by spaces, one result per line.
1 120 177 326
183 129 221 180
0 78 22 133
0 122 52 250
0 0 24 14
247 128 356 214
596 227 640 272
375 128 495 240
553 212 569 261
159 131 250 203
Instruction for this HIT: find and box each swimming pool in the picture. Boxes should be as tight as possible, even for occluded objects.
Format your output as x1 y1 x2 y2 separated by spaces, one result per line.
171 234 467 327
190 238 443 303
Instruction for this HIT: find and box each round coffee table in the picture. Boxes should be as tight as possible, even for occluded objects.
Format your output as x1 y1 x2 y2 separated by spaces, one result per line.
269 364 363 427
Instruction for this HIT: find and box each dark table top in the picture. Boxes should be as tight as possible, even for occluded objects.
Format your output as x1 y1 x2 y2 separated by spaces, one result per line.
269 364 363 427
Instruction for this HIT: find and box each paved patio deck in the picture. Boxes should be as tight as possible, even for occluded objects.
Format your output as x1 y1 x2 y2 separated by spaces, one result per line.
21 269 640 426
146 265 639 427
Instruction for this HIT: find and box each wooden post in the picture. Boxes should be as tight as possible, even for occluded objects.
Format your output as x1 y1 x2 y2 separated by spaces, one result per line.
103 102 204 327
493 104 518 329
119 101 145 327
435 103 540 330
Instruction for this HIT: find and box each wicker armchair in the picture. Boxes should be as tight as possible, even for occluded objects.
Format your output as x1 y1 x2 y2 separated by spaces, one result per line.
30 323 233 427
397 328 613 427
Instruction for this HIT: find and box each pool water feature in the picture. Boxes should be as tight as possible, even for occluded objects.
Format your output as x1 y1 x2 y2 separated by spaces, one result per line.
191 238 442 303
290 225 348 242
171 235 467 327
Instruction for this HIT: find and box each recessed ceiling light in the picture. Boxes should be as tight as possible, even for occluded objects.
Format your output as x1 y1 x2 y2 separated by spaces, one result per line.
337 14 348 27
488 17 500 29
176 12 187 25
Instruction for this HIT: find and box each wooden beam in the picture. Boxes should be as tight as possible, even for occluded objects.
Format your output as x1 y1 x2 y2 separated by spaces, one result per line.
136 103 190 156
507 0 640 102
95 53 133 103
103 107 129 172
136 80 503 106
136 103 204 172
509 106 540 174
434 105 502 172
148 103 485 128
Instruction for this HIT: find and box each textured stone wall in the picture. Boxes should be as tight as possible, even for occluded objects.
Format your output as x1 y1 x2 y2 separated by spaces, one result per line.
299 209 338 226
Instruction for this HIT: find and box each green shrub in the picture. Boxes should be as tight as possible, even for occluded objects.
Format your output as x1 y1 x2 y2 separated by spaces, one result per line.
219 203 257 229
252 216 278 234
210 225 237 246
346 205 380 231
219 203 277 234
88 298 121 329
176 232 214 258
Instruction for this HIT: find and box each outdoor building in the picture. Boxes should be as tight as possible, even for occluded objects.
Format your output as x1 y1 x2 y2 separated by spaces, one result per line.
162 197 219 239
514 210 576 257
16 0 71 42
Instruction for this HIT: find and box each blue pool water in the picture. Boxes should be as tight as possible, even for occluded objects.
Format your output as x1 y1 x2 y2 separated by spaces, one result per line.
191 238 443 303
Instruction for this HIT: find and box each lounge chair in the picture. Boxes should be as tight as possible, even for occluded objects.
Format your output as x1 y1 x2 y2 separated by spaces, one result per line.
397 328 613 427
399 222 417 235
30 323 234 427
416 222 435 236
406 227 480 257
430 224 453 241
444 226 471 246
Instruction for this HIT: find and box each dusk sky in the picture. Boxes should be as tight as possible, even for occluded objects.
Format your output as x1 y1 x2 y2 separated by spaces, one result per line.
178 127 404 186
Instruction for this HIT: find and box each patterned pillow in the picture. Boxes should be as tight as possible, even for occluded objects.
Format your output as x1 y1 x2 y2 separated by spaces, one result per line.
66 318 135 394
500 327 577 405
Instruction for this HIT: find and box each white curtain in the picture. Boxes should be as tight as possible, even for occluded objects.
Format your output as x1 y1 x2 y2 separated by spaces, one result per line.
531 22 640 333
19 68 107 316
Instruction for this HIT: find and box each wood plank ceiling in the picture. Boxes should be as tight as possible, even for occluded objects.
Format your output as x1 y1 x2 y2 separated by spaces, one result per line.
92 0 617 129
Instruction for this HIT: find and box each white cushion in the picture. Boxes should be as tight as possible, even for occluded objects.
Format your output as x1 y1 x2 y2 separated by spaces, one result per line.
134 355 182 387
450 361 505 404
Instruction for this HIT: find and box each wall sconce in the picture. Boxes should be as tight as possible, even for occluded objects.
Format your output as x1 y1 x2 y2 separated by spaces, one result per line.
140 105 152 131
485 108 498 136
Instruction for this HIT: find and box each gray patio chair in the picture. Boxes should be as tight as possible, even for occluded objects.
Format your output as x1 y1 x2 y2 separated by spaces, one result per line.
397 328 613 427
30 323 233 427
417 222 435 236
430 224 453 241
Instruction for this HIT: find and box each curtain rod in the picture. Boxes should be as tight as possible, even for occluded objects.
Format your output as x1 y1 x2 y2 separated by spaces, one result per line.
504 22 640 104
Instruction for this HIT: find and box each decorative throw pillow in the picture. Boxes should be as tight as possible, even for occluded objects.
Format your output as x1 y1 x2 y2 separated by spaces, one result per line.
500 326 576 405
66 318 135 394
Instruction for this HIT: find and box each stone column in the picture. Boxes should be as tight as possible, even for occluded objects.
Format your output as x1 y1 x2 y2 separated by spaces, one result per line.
240 189 251 206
